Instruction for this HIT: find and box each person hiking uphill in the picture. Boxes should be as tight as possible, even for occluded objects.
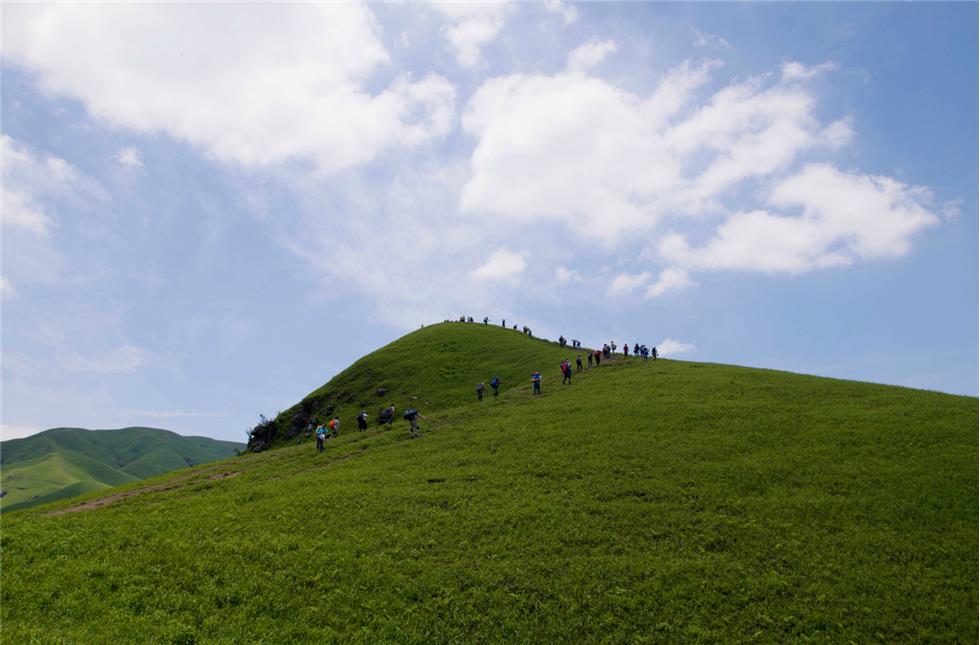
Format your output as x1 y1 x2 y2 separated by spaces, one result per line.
490 376 501 399
476 381 485 401
587 352 593 368
652 346 658 360
328 417 339 438
403 408 425 437
576 355 583 372
562 361 572 385
357 410 369 432
315 423 327 453
624 344 629 357
380 404 396 428
531 370 542 395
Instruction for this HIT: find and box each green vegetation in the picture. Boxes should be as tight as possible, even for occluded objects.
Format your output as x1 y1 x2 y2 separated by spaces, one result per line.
2 323 976 642
1 427 243 511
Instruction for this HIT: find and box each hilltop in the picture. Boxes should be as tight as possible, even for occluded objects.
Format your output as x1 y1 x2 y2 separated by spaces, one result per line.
248 322 585 451
2 323 976 642
0 427 243 512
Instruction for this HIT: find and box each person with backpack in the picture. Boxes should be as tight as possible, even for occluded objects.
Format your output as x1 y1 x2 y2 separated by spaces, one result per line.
531 370 542 395
652 346 658 360
576 355 583 372
403 408 425 437
490 376 501 399
380 404 396 428
562 361 572 385
476 382 485 401
634 343 640 356
595 349 602 365
587 352 593 368
357 410 369 432
315 424 327 453
624 344 629 357
328 417 339 438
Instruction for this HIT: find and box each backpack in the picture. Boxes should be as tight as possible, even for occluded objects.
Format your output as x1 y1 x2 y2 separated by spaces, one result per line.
328 419 337 430
403 409 418 420
490 377 499 387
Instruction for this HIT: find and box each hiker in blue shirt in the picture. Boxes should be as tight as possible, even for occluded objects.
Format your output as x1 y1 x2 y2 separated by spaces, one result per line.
315 424 327 453
531 371 542 395
490 376 501 399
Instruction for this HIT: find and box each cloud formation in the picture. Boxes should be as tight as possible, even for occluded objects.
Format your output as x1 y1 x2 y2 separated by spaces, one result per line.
4 4 455 174
657 338 695 355
429 2 514 69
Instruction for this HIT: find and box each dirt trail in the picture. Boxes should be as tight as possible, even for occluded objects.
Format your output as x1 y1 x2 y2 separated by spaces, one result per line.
45 465 240 516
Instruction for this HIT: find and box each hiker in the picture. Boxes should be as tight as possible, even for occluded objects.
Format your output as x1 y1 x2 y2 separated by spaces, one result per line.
328 417 340 438
612 342 618 355
380 404 396 427
624 344 629 357
559 335 566 348
595 349 602 365
587 352 593 368
634 343 640 356
357 410 369 432
531 370 542 395
652 346 658 360
576 355 583 372
315 424 327 453
403 408 425 437
490 376 501 398
562 361 572 385
483 317 489 324
476 381 485 401
502 319 506 328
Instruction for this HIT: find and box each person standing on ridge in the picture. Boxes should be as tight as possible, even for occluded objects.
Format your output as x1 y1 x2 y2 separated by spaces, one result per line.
476 381 485 401
357 410 369 432
587 352 593 368
624 344 629 357
490 376 501 399
531 370 542 395
634 343 640 356
502 319 506 328
652 346 658 360
315 423 327 453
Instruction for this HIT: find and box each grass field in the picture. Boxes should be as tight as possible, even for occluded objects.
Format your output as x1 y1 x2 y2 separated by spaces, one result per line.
1 323 976 642
1 427 243 511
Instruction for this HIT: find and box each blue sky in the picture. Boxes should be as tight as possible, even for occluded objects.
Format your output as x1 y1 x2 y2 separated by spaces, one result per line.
2 2 976 442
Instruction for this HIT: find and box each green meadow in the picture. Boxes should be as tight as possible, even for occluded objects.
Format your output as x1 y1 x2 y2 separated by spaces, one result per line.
1 323 976 642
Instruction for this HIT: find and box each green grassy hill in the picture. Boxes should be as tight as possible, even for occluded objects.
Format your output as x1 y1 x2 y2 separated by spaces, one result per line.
248 322 586 450
2 323 976 642
1 427 243 511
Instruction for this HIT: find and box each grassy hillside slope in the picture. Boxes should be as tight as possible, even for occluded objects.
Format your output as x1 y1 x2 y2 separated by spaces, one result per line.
2 324 976 642
250 322 586 450
1 427 243 511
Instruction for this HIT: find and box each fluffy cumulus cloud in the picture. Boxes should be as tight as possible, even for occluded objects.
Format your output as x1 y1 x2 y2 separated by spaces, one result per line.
429 2 514 69
114 146 143 169
543 0 580 26
3 4 455 174
461 48 939 291
660 164 939 274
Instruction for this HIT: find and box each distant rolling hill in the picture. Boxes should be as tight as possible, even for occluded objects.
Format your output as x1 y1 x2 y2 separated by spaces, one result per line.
0 427 243 511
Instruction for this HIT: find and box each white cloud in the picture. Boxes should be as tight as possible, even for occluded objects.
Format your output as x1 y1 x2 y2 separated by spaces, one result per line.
429 2 513 69
59 345 153 374
660 164 939 274
644 267 694 298
567 39 616 72
461 57 843 243
1 135 106 236
0 276 16 299
691 26 729 48
607 271 651 297
657 338 695 355
470 248 527 281
781 61 838 81
4 4 456 174
114 146 143 169
543 0 580 26
0 424 43 441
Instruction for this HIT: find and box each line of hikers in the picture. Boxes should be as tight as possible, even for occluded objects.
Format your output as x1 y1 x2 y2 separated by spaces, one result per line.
313 405 426 450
